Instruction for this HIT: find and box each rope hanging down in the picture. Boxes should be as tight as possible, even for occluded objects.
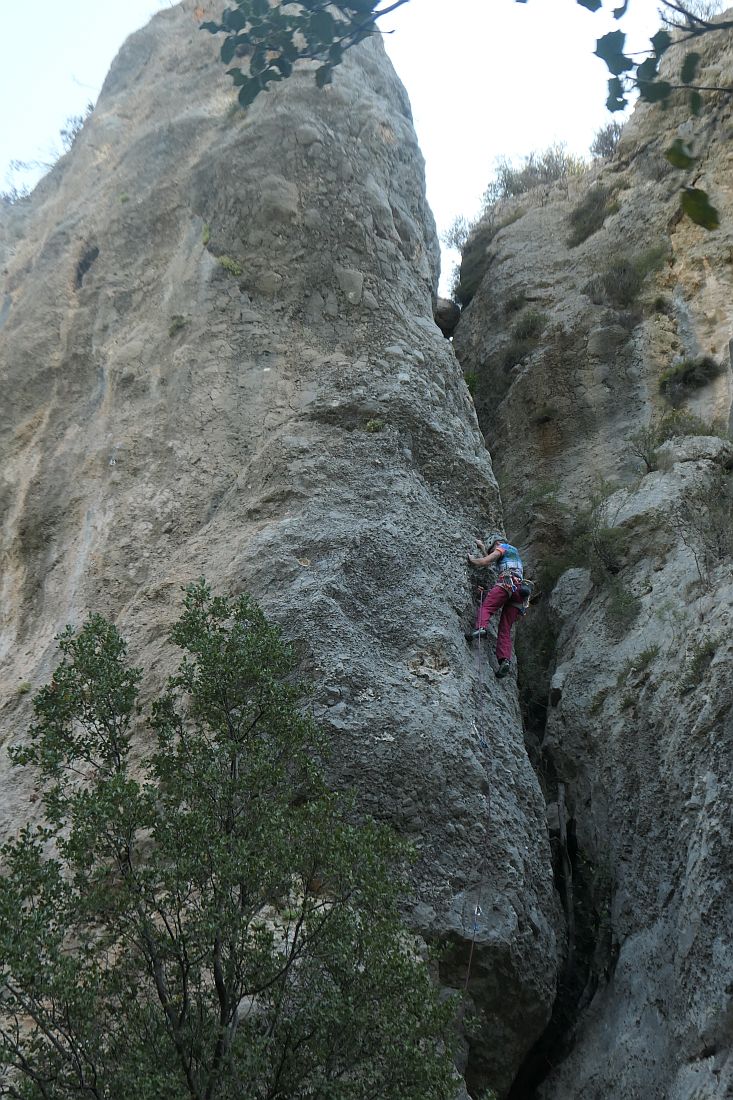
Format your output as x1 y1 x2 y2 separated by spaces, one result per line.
464 586 494 992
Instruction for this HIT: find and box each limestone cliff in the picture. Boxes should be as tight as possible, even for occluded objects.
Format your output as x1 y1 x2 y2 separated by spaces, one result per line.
0 3 559 1095
453 21 733 1100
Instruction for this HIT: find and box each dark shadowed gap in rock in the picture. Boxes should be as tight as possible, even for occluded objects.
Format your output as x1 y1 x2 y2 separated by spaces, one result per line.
505 744 614 1098
75 245 99 289
497 568 611 1097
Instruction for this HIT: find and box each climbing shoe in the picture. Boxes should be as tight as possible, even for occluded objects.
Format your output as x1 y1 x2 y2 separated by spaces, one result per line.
466 627 488 641
495 659 511 678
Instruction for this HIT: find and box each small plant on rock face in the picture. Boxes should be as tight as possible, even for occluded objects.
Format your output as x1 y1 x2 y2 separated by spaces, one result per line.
483 143 585 204
512 308 547 342
616 645 660 686
500 308 547 371
630 409 727 472
604 578 641 637
454 209 526 307
590 121 623 160
659 354 723 405
502 338 535 371
680 636 717 694
586 245 668 308
365 417 385 432
504 291 527 315
202 222 211 246
567 185 614 247
218 254 243 277
168 314 188 338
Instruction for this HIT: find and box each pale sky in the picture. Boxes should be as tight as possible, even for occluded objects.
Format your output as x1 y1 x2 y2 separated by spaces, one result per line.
1 0 664 290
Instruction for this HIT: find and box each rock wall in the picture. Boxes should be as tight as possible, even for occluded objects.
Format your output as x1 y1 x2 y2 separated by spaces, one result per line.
453 22 733 1100
0 3 559 1094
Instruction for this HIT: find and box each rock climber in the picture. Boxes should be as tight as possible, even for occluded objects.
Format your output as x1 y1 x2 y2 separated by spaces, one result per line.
466 533 527 678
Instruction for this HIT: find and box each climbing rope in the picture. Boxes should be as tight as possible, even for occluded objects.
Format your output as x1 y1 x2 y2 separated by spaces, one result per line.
464 586 494 992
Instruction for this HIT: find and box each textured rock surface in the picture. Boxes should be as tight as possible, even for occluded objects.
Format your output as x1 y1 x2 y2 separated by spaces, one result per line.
452 22 733 1100
0 3 559 1094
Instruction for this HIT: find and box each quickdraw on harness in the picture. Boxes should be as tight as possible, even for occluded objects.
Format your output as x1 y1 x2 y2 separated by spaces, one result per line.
499 570 534 614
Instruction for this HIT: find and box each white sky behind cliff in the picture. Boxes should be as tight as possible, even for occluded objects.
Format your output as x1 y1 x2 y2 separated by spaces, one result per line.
1 0 664 292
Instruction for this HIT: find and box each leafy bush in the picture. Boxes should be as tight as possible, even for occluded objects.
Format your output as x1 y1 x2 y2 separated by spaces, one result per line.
630 408 727 471
454 220 497 306
567 483 627 584
218 254 243 277
0 183 31 206
616 645 660 686
454 210 526 306
0 582 456 1100
567 185 613 247
512 308 547 342
499 309 547 371
502 338 536 371
667 471 733 587
659 354 723 404
59 111 89 153
504 292 527 315
680 636 717 695
483 143 585 205
604 578 641 637
590 121 623 160
586 245 668 308
442 214 472 251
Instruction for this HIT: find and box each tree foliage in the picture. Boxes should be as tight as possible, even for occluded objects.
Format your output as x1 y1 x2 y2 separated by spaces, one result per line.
201 0 411 107
590 121 623 159
201 0 731 231
0 581 456 1100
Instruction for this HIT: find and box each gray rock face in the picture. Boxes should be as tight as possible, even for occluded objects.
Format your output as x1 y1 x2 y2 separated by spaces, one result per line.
452 23 733 1100
0 3 558 1094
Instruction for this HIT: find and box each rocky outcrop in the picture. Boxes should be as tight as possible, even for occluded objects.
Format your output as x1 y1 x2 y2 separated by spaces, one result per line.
0 3 559 1094
453 21 733 1100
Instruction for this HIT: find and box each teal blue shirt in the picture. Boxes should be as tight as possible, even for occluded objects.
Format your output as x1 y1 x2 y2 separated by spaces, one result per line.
496 542 523 577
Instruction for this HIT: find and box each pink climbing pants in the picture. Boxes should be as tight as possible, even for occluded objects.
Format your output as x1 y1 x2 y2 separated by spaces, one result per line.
476 583 523 661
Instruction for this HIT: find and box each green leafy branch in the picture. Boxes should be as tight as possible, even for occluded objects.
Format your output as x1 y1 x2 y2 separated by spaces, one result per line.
588 0 733 229
0 581 457 1100
201 0 411 107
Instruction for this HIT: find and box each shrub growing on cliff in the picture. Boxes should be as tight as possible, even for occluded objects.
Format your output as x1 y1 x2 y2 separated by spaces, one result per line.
566 185 615 247
590 121 623 160
630 409 727 471
483 144 585 205
454 209 525 306
0 581 456 1100
586 245 668 308
659 354 723 404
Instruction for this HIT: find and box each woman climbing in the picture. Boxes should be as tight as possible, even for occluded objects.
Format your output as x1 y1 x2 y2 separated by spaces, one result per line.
466 532 528 678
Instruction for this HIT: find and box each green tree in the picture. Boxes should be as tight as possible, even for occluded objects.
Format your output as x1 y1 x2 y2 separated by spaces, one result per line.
0 581 456 1100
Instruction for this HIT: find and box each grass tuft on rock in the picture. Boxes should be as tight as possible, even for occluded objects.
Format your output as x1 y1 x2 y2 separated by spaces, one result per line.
659 355 723 405
566 185 614 247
